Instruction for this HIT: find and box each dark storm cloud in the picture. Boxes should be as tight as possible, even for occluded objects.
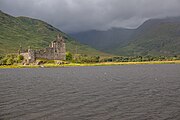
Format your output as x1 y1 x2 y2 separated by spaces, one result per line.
1 0 180 33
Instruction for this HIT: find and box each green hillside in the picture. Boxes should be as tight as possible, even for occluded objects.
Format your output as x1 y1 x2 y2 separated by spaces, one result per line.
113 18 180 56
0 10 108 56
71 17 180 56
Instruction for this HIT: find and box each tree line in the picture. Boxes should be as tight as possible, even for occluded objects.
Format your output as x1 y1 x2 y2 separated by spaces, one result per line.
0 52 179 65
100 56 180 62
0 54 24 65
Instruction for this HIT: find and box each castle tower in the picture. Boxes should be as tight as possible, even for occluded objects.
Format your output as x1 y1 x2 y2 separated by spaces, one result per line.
51 34 66 60
28 47 35 63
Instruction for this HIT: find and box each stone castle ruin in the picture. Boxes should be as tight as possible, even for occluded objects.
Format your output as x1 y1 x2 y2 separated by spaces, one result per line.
20 34 66 63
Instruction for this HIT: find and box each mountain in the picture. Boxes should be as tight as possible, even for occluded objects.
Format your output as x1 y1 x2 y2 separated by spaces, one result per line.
70 17 180 56
70 28 135 52
0 10 108 56
115 17 180 56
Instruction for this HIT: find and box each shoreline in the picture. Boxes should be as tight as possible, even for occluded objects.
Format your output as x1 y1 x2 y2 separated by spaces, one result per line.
0 60 180 69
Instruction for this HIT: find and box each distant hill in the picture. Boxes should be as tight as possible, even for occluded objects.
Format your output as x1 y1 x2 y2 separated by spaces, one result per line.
70 17 180 56
0 10 108 56
70 28 135 52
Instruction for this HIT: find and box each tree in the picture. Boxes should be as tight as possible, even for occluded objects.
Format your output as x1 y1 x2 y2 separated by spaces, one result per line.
66 52 73 61
6 58 14 65
17 55 24 63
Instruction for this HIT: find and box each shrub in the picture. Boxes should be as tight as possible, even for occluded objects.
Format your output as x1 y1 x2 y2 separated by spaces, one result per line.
66 52 73 61
17 55 24 63
6 58 14 65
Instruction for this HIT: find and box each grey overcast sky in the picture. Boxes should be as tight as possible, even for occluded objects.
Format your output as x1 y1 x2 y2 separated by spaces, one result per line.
0 0 180 33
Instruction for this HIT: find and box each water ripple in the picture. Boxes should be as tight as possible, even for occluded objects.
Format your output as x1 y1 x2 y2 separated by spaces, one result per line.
0 65 180 120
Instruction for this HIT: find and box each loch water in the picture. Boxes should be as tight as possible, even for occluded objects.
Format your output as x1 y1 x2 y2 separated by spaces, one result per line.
0 64 180 120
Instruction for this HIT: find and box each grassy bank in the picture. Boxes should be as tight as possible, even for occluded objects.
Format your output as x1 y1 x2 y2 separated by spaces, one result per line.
0 60 180 69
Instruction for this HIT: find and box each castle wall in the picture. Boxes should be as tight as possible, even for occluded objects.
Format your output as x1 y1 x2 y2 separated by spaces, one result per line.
34 46 66 60
20 34 66 63
20 53 29 63
35 48 55 60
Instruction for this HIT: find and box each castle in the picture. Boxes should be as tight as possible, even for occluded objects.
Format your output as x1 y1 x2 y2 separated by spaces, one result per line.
20 34 66 63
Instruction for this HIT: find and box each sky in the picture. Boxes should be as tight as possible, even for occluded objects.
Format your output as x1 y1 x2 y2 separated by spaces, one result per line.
0 0 180 33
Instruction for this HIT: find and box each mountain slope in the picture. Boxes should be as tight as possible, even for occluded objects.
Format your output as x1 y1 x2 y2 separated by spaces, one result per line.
70 17 180 56
0 10 108 56
114 17 180 56
70 28 135 52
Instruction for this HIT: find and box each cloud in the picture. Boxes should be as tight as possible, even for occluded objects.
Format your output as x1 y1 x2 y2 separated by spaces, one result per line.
1 0 180 33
